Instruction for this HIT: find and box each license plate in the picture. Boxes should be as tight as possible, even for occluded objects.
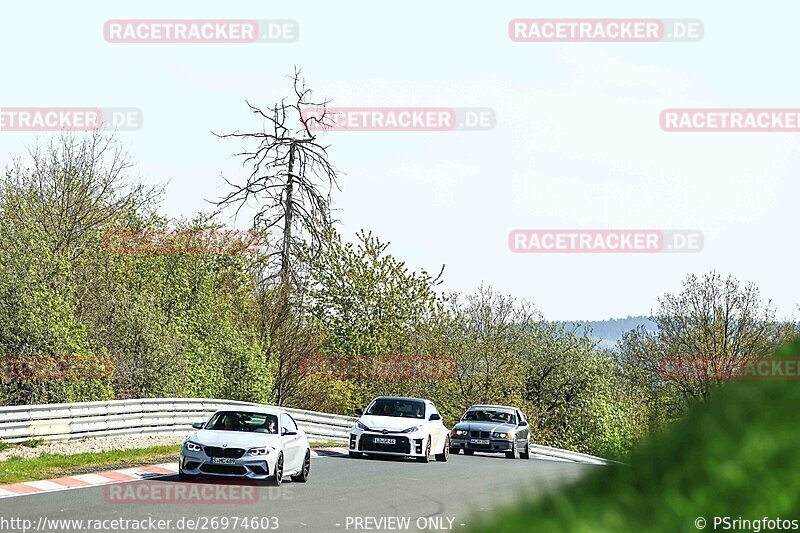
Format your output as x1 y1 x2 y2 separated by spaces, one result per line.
373 437 396 445
470 439 489 445
210 457 237 465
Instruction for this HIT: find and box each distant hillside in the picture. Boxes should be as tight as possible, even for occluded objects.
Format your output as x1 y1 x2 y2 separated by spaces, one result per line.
560 316 657 350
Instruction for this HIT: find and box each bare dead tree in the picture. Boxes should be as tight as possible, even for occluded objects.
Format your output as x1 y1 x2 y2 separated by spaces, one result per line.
214 67 340 292
214 68 340 405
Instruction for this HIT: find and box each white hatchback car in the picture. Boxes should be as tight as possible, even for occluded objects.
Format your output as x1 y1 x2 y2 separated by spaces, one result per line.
180 406 311 486
348 396 450 462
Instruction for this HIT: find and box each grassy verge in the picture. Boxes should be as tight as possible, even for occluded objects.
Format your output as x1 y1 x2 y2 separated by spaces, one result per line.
469 340 800 532
0 439 346 485
0 445 180 485
309 439 347 448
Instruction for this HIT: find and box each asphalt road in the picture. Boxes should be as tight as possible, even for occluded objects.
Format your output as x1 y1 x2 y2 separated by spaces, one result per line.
0 453 599 532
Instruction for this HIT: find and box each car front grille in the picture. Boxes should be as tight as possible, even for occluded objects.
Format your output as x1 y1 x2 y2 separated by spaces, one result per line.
203 446 246 459
200 464 247 475
470 431 490 438
359 435 411 454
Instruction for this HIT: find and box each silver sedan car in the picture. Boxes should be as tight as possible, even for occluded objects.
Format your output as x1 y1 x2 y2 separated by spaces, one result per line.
449 404 531 459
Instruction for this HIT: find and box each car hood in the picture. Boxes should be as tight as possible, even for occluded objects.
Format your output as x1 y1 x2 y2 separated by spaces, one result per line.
190 430 281 448
453 421 516 433
359 415 425 432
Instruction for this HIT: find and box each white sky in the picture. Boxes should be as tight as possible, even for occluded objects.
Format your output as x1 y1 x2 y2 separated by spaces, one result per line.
1 1 798 320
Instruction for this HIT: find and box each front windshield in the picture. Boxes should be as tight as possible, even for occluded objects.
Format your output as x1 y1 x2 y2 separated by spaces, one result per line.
463 409 516 424
366 398 425 419
205 411 279 433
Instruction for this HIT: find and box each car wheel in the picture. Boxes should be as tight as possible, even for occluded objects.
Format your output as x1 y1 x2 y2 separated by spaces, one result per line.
416 437 431 463
435 436 450 462
178 470 196 481
505 442 517 459
291 450 311 482
270 452 284 486
348 451 362 459
463 449 475 456
520 441 530 459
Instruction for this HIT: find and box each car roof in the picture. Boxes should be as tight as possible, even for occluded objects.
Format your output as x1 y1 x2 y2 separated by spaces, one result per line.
212 405 287 416
467 404 519 411
372 396 427 402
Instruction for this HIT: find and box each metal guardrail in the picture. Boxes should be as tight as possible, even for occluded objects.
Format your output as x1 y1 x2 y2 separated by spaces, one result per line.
0 399 356 445
0 400 619 465
529 444 624 466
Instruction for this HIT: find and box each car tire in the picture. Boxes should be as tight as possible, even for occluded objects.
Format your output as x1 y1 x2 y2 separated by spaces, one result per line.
270 452 284 486
348 451 362 459
505 442 517 459
291 450 311 482
520 441 530 459
463 449 475 456
435 436 450 462
416 437 431 463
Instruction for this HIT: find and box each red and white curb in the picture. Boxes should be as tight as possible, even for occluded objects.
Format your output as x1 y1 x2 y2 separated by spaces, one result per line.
0 447 349 500
0 463 178 499
311 446 348 458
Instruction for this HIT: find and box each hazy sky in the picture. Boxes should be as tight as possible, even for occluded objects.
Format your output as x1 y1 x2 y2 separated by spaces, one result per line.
1 1 798 320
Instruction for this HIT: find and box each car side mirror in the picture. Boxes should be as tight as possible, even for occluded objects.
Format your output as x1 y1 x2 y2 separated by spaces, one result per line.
192 422 204 429
429 413 441 421
518 420 528 427
453 417 461 424
282 429 298 436
354 408 363 415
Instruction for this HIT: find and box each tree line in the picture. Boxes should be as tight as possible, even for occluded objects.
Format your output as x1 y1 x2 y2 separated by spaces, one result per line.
1 72 796 458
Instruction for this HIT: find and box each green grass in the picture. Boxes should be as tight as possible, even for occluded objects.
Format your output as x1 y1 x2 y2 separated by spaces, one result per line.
0 440 9 453
0 445 180 484
21 438 42 448
470 340 800 532
309 439 347 448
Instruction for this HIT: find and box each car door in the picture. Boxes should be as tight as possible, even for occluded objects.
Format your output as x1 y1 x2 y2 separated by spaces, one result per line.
280 414 304 472
515 409 529 446
427 402 445 452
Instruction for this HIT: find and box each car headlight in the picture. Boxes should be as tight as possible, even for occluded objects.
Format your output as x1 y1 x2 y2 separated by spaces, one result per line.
451 429 468 437
356 421 372 432
492 432 513 439
184 441 202 452
247 446 274 456
401 425 421 433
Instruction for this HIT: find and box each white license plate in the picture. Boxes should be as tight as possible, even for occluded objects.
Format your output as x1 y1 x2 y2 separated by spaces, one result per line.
373 437 396 445
470 439 490 445
210 457 237 465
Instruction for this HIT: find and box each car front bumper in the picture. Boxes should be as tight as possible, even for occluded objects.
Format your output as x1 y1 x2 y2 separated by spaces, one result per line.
450 436 514 452
180 447 274 479
349 432 429 457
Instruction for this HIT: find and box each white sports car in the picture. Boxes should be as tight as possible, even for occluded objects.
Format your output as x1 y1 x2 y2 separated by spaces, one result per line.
348 396 450 462
179 405 311 486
